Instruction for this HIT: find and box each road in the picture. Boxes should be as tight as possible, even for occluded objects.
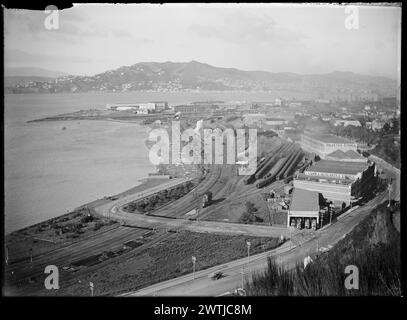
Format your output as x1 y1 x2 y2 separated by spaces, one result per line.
95 168 290 238
6 153 398 296
123 153 401 297
5 166 284 291
123 189 390 296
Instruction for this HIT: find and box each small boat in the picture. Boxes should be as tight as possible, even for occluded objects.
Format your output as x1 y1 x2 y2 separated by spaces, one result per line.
62 127 67 130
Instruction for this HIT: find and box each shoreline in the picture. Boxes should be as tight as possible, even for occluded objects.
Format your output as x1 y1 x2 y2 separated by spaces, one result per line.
6 175 166 236
5 176 172 264
6 113 160 235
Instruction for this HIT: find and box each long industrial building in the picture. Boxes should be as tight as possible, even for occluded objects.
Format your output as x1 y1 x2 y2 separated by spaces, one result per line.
293 159 376 205
299 131 358 159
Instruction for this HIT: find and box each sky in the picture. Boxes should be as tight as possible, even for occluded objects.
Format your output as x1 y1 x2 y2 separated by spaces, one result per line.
4 3 402 79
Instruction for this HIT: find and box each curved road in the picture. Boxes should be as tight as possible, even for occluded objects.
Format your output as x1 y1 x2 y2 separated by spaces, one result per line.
123 158 400 296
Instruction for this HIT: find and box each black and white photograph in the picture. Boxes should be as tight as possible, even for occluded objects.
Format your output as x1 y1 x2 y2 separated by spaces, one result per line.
2 2 402 303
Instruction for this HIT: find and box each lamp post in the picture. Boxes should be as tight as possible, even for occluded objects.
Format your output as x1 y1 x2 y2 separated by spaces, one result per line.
329 204 333 225
89 282 94 297
387 180 392 207
192 256 196 280
246 241 251 265
241 266 245 290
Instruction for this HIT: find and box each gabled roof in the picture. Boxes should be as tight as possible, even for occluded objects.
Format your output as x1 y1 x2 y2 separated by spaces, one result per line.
326 149 347 159
344 150 364 159
326 149 365 160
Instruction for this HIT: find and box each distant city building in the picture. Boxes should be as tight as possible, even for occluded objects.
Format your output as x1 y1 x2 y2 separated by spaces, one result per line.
275 98 283 106
243 113 266 125
265 118 288 126
315 99 331 104
173 104 214 114
371 119 385 131
106 102 167 113
333 119 362 127
381 96 397 108
151 101 168 112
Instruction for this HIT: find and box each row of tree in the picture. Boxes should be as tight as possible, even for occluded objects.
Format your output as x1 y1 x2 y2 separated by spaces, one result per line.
124 181 195 214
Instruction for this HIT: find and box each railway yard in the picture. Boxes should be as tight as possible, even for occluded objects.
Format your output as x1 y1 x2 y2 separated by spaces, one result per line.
4 115 399 296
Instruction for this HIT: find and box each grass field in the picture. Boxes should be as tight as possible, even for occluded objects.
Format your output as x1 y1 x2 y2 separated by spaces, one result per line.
37 231 281 296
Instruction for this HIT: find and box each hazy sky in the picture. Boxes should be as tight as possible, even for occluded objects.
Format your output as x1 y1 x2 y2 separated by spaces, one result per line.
4 3 401 78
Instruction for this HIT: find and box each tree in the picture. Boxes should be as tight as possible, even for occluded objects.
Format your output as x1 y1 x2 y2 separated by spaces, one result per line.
240 201 260 224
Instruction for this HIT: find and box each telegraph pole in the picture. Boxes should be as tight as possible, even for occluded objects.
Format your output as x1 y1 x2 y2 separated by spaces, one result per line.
241 266 245 290
387 179 393 207
329 205 333 225
192 256 196 280
89 282 94 297
246 241 251 265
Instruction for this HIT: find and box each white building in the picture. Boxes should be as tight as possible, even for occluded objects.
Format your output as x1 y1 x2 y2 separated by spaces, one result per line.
333 119 361 127
371 120 385 131
243 113 266 125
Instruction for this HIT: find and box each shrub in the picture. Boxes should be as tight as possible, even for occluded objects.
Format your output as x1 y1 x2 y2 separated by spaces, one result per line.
93 222 104 231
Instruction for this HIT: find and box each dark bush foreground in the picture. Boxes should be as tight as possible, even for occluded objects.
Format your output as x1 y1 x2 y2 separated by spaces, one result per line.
247 201 401 296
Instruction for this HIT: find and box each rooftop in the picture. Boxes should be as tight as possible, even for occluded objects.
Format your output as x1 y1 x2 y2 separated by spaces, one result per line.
326 149 365 160
303 132 355 144
290 188 320 212
305 160 368 175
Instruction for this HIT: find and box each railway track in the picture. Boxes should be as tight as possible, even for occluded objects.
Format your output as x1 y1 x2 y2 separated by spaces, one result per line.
5 164 227 288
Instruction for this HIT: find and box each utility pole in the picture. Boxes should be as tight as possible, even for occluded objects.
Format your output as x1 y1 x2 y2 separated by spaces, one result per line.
387 179 393 207
89 282 94 297
266 200 273 226
246 241 251 265
241 266 245 290
192 256 196 280
329 206 333 225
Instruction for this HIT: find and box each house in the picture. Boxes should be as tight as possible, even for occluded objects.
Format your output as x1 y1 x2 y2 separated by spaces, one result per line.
371 120 385 131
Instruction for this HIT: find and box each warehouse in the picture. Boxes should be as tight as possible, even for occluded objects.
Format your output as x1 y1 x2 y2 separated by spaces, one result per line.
299 131 358 159
293 159 376 205
106 102 159 113
243 113 266 125
173 104 214 114
288 188 320 229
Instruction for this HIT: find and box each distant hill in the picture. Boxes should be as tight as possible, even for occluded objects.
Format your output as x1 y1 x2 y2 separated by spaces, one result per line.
4 67 71 78
5 61 397 96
